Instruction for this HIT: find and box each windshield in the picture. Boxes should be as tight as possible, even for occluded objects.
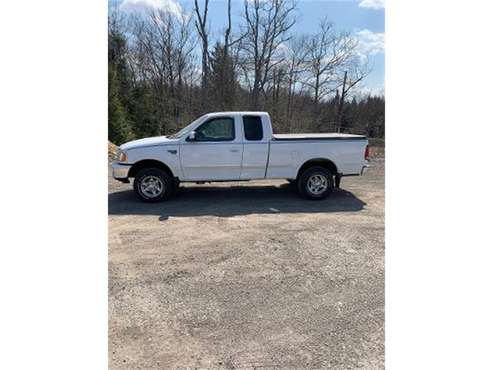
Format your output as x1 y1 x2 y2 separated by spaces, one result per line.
168 116 203 139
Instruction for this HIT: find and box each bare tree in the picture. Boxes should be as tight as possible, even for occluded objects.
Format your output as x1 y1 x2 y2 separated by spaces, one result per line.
302 19 358 105
283 35 310 129
334 57 371 131
239 0 297 109
194 0 210 108
223 0 247 57
224 0 232 52
108 1 125 36
109 1 378 141
127 9 196 133
296 17 371 131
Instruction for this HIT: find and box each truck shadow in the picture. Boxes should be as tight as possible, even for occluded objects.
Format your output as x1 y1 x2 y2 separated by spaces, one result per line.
108 184 366 219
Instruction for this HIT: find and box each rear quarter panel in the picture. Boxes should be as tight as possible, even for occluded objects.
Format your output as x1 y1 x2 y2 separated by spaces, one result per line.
267 139 368 178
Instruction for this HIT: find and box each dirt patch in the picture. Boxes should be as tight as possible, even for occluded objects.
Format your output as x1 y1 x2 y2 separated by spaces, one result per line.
108 159 385 369
109 141 118 161
369 138 385 158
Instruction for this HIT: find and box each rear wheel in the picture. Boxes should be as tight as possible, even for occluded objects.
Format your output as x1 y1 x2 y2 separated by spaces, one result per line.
133 168 174 202
297 166 334 200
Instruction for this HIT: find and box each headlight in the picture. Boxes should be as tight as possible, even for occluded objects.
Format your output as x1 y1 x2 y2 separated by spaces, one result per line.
116 150 128 163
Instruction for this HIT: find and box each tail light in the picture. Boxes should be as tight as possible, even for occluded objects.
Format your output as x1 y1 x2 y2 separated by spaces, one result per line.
364 145 370 161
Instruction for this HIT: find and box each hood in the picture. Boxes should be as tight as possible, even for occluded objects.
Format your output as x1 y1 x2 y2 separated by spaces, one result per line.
120 136 179 150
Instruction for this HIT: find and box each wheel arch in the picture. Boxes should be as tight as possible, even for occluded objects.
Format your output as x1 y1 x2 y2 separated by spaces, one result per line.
128 159 175 179
296 158 338 179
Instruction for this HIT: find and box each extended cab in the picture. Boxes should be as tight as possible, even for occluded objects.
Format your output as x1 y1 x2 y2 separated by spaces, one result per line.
112 112 369 201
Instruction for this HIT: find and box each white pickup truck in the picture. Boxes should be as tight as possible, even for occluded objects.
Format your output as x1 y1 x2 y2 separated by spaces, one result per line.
112 111 369 201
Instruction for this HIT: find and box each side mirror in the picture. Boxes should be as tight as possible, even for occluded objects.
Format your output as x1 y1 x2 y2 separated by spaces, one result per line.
187 131 196 141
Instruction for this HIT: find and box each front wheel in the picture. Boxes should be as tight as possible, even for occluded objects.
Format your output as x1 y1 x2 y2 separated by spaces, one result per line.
297 166 334 200
133 168 174 202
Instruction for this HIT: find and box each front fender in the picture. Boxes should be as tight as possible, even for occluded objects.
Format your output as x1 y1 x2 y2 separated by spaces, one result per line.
126 145 183 179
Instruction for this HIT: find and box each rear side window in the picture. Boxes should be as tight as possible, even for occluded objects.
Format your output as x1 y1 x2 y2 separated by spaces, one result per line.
243 116 263 141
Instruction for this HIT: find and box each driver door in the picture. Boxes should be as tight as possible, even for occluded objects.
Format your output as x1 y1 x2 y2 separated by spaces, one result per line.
180 116 243 181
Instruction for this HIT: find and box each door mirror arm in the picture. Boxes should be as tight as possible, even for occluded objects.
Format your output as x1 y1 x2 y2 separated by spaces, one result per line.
187 131 196 141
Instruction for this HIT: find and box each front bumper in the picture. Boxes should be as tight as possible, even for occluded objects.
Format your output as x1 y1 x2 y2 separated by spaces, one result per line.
112 162 132 182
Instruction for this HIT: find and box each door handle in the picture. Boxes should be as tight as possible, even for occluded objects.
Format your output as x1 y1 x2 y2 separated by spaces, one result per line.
229 148 239 153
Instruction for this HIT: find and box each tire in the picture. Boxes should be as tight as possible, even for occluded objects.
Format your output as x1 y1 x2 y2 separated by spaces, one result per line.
133 167 174 202
297 166 334 200
172 179 180 194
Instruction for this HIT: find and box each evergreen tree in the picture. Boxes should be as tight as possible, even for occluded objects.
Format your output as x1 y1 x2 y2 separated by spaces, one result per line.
108 28 133 107
108 22 135 144
108 65 132 145
209 43 237 110
129 84 160 138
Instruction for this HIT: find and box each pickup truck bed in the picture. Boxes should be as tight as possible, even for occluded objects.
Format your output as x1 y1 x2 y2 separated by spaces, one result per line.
272 133 366 141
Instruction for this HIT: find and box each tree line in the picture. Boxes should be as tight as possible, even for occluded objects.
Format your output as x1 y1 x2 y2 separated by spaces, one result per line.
109 0 385 145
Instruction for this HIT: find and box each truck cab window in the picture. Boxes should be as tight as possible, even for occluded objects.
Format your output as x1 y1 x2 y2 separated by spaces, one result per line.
243 116 263 141
195 117 235 141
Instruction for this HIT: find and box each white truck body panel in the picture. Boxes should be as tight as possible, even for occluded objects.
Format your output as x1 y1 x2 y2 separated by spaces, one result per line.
115 112 368 182
240 143 270 179
180 142 243 180
268 139 367 178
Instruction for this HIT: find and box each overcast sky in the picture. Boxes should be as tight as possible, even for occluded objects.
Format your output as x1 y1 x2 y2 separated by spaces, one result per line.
117 0 385 96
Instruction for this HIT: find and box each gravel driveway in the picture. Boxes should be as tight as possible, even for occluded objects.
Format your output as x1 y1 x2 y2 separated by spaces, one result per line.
108 159 384 369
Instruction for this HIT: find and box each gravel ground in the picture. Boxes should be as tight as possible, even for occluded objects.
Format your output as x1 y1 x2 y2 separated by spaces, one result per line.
108 159 384 369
